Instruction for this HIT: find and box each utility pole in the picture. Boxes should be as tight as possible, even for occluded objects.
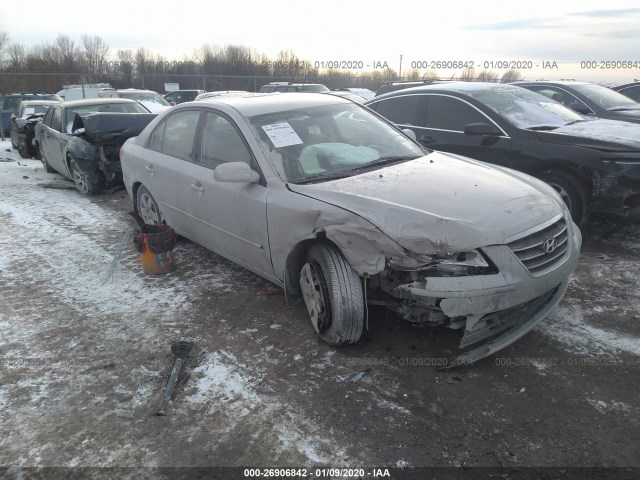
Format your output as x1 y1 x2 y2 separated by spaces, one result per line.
399 54 403 79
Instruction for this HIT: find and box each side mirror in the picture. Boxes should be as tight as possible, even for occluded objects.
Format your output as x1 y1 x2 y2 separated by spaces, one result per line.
568 102 591 115
169 102 176 106
464 122 501 136
402 128 417 141
214 162 260 183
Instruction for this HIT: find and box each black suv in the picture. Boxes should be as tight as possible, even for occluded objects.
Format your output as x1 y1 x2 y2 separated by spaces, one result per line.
1 93 62 137
258 82 329 93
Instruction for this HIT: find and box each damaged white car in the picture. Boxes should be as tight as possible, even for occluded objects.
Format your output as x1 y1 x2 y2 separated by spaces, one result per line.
121 93 582 366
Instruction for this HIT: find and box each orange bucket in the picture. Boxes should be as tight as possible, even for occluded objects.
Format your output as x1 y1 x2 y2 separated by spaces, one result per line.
133 224 177 275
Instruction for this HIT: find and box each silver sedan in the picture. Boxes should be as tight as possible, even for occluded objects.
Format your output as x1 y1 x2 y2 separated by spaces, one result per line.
121 93 581 366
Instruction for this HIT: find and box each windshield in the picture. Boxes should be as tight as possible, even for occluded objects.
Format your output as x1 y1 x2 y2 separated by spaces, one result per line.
299 85 330 92
572 84 639 110
471 86 585 129
249 103 424 183
120 92 171 107
64 102 148 133
21 104 52 117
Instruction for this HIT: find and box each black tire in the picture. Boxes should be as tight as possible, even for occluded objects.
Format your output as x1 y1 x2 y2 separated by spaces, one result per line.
299 243 364 346
18 145 31 159
538 171 589 226
69 157 101 195
38 144 55 173
135 185 162 225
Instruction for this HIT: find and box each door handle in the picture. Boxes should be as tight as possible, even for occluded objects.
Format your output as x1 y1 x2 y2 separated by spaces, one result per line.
419 135 435 144
190 183 205 193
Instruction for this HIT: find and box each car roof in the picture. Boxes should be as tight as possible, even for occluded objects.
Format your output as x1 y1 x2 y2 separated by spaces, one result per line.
190 92 350 116
372 81 525 99
512 80 590 86
20 100 60 106
613 81 640 89
113 89 159 94
60 98 140 107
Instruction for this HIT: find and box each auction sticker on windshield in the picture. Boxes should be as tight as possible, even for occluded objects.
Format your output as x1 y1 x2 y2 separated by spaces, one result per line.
262 122 303 148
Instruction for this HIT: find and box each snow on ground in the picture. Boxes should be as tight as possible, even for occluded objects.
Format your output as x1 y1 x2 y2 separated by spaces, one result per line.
541 304 640 357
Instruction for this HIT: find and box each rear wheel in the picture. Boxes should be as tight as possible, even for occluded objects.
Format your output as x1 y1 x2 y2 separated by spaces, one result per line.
135 185 162 225
300 243 364 346
18 145 31 159
538 171 589 226
70 157 101 195
38 145 55 173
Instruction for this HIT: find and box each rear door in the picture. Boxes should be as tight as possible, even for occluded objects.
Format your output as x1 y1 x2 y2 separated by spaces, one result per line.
40 106 66 172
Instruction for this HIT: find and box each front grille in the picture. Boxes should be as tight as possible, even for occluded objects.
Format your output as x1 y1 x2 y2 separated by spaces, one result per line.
460 285 559 348
507 217 568 274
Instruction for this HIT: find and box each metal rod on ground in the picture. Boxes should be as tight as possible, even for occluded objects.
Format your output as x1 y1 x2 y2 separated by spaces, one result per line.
156 341 192 416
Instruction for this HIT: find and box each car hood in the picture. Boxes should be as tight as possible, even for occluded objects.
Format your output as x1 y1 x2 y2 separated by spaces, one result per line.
288 152 564 255
537 119 640 151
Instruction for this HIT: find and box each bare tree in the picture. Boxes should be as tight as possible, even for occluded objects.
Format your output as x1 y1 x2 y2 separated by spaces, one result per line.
0 31 9 60
81 34 110 77
55 34 80 73
477 69 500 82
501 68 523 83
7 43 26 69
459 67 476 81
421 70 439 80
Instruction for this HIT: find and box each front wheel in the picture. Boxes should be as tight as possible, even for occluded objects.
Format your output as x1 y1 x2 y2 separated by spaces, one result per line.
70 157 101 195
300 243 364 346
538 171 589 226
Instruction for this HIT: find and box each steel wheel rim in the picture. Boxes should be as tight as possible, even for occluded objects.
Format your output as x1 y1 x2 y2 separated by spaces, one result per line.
139 192 160 224
71 162 89 194
300 261 330 333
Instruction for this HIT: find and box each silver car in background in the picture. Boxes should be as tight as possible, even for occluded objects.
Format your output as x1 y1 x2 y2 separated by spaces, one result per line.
121 93 581 366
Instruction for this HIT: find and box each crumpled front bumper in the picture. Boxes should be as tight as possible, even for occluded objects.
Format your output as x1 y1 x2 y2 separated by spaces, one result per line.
395 216 582 367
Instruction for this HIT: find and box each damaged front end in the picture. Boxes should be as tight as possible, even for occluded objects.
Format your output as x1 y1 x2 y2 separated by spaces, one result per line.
592 157 640 224
330 214 581 367
68 112 157 187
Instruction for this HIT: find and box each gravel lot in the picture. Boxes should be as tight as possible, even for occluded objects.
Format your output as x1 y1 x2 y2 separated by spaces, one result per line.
1 142 639 478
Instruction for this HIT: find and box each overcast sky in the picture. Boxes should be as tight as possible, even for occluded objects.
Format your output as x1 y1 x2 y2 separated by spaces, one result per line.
1 0 639 83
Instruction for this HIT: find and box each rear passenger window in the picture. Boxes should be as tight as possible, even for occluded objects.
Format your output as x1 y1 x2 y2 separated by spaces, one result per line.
371 96 420 125
148 110 200 160
199 112 252 170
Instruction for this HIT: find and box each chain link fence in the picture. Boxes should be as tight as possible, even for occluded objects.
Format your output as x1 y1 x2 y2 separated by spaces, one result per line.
0 71 401 94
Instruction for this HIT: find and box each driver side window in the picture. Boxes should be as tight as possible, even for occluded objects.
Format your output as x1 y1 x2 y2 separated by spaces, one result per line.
198 112 252 170
50 108 62 132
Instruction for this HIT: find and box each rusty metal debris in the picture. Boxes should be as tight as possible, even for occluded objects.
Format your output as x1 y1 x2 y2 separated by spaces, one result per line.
156 341 193 416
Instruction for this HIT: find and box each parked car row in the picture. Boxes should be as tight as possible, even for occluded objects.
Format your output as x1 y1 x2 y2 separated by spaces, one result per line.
34 98 155 193
6 80 639 366
115 92 582 366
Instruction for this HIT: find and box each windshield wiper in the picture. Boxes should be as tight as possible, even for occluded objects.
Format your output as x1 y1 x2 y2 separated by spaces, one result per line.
350 155 421 172
528 125 560 131
292 171 356 184
564 119 588 126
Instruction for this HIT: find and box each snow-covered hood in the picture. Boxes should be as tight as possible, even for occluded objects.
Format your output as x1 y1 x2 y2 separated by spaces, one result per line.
289 152 564 254
538 119 640 151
